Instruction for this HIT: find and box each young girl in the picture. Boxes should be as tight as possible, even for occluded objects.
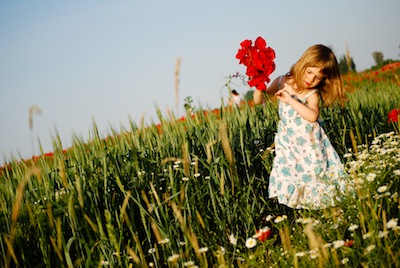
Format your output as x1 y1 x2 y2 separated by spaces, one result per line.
254 44 350 210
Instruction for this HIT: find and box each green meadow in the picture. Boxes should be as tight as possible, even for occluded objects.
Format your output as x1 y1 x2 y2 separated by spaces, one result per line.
0 64 399 267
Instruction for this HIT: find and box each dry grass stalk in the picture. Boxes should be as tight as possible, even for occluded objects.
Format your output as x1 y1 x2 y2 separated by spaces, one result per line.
149 183 161 207
151 221 162 243
349 129 359 155
220 171 225 196
84 214 98 233
59 159 68 190
278 226 292 254
49 236 64 262
219 122 236 193
127 246 143 267
75 175 84 208
28 105 42 130
346 43 352 71
182 143 189 176
175 57 182 111
120 190 131 219
219 122 235 167
130 230 149 268
171 202 202 261
46 203 54 229
206 140 217 164
304 223 328 266
7 167 41 267
196 210 206 229
161 157 179 165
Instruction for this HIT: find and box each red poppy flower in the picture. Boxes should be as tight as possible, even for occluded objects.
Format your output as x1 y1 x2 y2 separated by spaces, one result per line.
255 227 272 242
236 36 276 91
344 239 354 247
388 109 400 123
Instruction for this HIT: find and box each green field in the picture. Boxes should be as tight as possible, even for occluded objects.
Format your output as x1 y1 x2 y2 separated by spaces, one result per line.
1 64 399 267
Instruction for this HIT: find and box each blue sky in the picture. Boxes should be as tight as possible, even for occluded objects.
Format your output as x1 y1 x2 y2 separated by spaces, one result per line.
1 0 399 164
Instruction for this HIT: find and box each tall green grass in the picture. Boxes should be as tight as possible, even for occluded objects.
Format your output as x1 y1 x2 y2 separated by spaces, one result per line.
0 79 399 267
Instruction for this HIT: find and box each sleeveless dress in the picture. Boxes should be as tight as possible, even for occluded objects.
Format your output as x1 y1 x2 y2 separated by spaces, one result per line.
268 79 349 209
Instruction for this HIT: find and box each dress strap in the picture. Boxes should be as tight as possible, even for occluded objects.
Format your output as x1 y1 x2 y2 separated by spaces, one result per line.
278 75 283 89
302 89 319 103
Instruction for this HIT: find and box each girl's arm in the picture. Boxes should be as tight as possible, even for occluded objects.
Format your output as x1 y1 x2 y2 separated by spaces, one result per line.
275 85 320 123
253 75 286 104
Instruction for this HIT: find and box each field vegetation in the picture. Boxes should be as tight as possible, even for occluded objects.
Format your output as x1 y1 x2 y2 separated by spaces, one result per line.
0 63 399 267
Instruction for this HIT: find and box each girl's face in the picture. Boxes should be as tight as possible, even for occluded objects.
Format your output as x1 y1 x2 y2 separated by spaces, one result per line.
303 67 324 89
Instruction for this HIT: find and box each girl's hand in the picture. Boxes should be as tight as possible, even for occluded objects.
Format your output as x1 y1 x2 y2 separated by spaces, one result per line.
274 87 293 104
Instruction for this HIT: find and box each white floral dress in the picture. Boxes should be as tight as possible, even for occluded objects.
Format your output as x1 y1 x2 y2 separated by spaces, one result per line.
268 89 350 209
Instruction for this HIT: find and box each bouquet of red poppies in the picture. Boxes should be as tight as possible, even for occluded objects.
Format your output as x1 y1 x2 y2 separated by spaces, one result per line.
236 36 276 91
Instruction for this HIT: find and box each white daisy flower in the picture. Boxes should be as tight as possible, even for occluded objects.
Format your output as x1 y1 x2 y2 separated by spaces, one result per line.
274 215 287 224
332 240 345 249
377 185 388 193
228 234 237 246
348 224 359 232
387 218 398 229
245 237 257 249
366 173 376 182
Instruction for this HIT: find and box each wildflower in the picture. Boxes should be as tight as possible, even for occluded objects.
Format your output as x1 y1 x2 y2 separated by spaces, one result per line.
194 173 201 178
167 254 180 262
387 218 398 229
205 176 210 180
362 231 374 240
148 248 156 254
295 251 306 257
348 224 359 232
254 226 272 242
296 217 312 224
323 243 332 248
309 249 319 259
378 231 389 238
363 244 375 255
394 169 400 176
228 234 237 246
182 177 189 181
183 261 195 267
341 258 349 264
366 173 376 182
265 215 273 222
344 240 354 247
332 240 345 249
274 215 287 223
245 237 257 248
377 185 388 193
330 224 339 230
197 247 208 253
343 153 352 158
158 238 170 245
387 109 400 123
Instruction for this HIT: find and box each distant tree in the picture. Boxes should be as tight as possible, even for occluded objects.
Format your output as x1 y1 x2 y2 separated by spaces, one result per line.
338 55 356 74
372 51 384 66
244 90 255 101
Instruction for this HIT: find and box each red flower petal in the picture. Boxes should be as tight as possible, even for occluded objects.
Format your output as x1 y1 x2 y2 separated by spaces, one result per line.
388 109 400 123
237 36 275 91
256 228 272 242
254 36 266 49
240 39 252 49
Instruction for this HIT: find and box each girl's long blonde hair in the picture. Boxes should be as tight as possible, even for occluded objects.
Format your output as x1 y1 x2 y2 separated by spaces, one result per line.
289 44 346 107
